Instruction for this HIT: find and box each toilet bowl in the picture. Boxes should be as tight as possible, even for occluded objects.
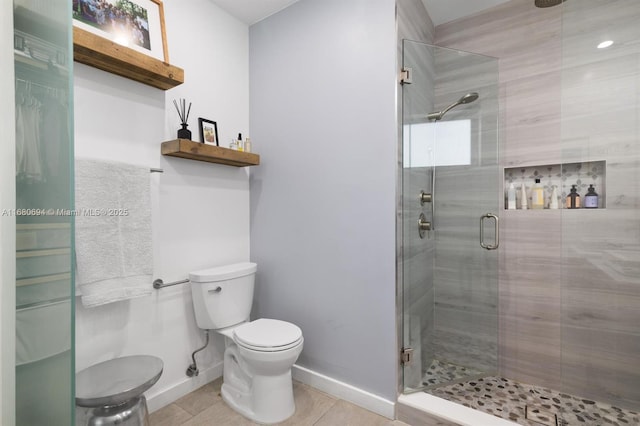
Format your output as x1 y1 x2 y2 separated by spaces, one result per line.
218 319 303 423
189 263 304 424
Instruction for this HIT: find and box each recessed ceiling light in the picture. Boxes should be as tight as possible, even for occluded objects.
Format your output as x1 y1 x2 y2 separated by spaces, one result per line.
597 40 614 49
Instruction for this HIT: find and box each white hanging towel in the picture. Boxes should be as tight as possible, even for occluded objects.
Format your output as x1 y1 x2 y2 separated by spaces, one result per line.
75 159 153 307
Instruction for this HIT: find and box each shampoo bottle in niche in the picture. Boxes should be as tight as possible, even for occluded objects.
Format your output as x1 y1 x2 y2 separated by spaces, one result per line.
566 184 581 209
531 178 544 209
549 185 559 209
507 182 516 210
519 182 528 210
584 184 598 208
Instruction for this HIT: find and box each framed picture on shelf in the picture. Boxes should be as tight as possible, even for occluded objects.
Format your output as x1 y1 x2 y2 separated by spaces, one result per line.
72 0 169 62
198 118 219 146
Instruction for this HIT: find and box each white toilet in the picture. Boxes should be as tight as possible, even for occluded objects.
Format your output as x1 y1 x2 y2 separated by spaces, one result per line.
189 262 303 424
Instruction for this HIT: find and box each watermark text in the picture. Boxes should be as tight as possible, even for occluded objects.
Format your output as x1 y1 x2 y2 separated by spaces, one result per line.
1 208 130 217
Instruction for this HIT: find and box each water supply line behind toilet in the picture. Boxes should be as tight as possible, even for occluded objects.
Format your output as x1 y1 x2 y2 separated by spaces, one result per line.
186 330 209 377
151 276 208 377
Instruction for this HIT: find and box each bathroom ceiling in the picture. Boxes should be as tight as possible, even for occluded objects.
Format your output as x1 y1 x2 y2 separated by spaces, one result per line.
210 0 511 26
209 0 301 25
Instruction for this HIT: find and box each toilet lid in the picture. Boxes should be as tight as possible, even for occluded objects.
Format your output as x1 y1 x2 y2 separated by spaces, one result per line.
233 319 302 352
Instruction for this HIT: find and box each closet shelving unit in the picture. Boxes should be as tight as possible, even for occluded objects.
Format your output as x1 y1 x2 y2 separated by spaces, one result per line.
161 139 260 167
13 8 74 319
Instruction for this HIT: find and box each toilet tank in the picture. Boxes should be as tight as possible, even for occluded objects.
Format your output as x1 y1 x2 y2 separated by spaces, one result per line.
189 262 257 330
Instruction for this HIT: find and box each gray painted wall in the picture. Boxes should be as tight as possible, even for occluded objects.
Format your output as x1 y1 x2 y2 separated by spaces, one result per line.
249 0 398 400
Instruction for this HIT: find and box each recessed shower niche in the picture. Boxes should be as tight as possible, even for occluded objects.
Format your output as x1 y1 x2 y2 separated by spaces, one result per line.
504 160 606 209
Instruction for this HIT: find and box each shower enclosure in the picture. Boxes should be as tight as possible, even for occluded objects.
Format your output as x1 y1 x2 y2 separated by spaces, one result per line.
400 0 640 424
401 40 500 391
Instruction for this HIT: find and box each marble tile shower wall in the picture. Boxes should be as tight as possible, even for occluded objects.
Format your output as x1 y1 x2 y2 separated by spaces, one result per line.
435 0 640 410
559 0 640 410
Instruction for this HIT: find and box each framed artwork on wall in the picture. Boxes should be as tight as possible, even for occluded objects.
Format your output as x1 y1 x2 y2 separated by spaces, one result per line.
198 118 219 146
72 0 169 62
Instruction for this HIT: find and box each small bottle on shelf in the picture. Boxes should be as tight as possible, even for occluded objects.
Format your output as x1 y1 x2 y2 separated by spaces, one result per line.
244 137 252 153
229 138 238 150
549 185 559 209
519 182 528 210
531 178 544 209
237 133 244 152
565 185 581 209
584 184 598 208
507 182 516 210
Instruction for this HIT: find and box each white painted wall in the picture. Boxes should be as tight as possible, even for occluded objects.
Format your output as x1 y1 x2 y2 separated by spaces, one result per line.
0 2 16 423
74 0 250 409
249 0 398 401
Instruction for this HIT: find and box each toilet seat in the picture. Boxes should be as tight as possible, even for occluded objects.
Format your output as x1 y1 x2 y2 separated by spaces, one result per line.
233 318 303 352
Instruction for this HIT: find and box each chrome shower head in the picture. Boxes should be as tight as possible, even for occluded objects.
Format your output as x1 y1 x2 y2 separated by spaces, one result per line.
458 92 479 104
535 0 566 7
427 92 479 121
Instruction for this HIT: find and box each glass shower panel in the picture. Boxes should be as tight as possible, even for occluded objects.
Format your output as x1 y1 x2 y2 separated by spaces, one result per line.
402 40 499 392
560 0 640 412
401 39 436 391
13 0 74 423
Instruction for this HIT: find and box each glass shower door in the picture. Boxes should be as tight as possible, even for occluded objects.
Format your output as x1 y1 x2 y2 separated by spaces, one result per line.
401 40 499 391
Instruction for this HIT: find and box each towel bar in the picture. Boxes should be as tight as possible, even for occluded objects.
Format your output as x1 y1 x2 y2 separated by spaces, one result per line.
150 168 164 173
153 278 189 289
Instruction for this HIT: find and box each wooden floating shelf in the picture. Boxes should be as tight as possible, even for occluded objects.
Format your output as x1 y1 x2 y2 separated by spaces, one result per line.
73 27 184 90
161 139 260 167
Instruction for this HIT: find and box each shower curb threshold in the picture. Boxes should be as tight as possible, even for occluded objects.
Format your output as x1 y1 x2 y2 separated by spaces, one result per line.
398 392 518 426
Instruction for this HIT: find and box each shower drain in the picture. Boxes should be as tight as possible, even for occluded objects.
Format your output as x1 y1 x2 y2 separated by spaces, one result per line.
524 404 559 426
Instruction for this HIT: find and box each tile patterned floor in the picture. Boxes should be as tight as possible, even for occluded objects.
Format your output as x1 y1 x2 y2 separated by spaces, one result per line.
426 375 640 426
150 378 410 426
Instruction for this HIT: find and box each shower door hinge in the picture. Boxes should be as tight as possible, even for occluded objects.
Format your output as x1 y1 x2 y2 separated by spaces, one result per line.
400 347 414 365
400 67 413 85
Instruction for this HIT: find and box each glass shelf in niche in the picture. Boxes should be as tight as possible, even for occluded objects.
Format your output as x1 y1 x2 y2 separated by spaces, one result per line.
504 160 606 210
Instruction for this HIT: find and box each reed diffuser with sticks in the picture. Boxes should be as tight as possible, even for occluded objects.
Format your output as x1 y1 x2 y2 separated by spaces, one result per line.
173 98 192 140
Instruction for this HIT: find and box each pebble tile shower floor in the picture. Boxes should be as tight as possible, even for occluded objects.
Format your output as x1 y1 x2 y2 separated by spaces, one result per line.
425 372 640 426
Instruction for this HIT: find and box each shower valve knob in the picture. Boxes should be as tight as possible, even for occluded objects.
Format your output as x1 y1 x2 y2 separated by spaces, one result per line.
419 191 432 205
418 217 431 231
418 213 431 239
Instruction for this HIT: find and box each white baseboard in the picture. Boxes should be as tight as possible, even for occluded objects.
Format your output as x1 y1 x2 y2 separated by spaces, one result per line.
292 364 395 419
146 361 223 413
145 362 396 419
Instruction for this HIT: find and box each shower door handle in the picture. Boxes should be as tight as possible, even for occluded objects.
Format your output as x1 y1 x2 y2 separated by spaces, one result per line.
480 213 499 250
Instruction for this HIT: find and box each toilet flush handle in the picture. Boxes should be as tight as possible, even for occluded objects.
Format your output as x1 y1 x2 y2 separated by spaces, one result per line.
208 286 222 294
